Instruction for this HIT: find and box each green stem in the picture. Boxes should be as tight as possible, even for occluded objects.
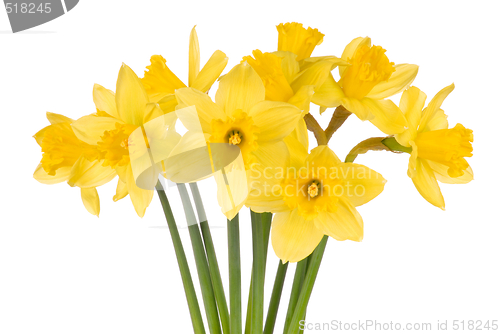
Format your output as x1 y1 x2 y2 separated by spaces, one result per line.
345 136 412 163
177 183 222 334
250 211 265 334
286 236 328 334
244 275 253 334
261 212 272 253
283 258 308 334
263 261 289 334
228 214 242 334
155 183 206 334
189 183 231 334
245 212 273 334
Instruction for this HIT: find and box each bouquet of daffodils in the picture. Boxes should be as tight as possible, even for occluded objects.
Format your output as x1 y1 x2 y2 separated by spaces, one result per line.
33 23 473 334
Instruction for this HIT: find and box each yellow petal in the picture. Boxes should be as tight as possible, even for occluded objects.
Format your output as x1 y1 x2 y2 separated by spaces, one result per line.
307 145 341 166
341 97 374 121
284 130 308 169
311 74 345 108
421 108 448 132
33 126 48 146
188 26 200 87
291 117 309 153
427 161 473 185
116 64 149 126
164 131 215 183
81 187 100 217
71 115 121 145
214 164 248 220
249 101 302 143
191 50 228 93
93 84 120 119
271 209 325 263
366 64 419 100
336 163 386 206
33 163 71 184
126 164 154 217
215 63 265 116
395 86 427 146
272 51 299 83
315 198 363 241
67 156 116 188
142 55 186 96
175 87 226 133
46 112 74 125
290 59 336 93
339 37 371 77
247 141 290 213
411 156 445 209
407 141 418 178
419 83 454 133
143 115 182 169
113 179 129 201
143 103 166 124
363 98 408 135
157 94 178 114
287 85 314 113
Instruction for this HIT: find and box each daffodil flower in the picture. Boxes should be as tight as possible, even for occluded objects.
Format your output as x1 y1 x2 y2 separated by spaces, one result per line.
33 112 116 216
312 37 419 135
71 64 178 217
141 26 228 110
247 128 386 263
243 23 347 157
172 63 303 219
394 85 473 209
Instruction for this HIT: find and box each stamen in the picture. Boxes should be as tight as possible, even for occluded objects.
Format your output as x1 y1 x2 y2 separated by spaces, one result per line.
228 130 242 145
308 180 320 198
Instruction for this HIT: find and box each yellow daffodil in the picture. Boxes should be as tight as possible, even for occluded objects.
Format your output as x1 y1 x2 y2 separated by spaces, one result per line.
33 112 116 216
71 64 177 217
171 63 303 219
141 26 228 111
394 85 473 209
248 135 386 262
243 23 346 113
312 37 419 135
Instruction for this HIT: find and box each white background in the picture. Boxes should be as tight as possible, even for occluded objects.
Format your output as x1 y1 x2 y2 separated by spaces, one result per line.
1 1 499 333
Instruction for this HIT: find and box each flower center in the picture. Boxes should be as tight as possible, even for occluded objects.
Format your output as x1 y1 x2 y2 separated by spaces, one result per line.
210 110 259 169
341 45 395 99
307 180 320 198
282 166 342 220
415 123 473 178
228 130 242 145
97 123 138 168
